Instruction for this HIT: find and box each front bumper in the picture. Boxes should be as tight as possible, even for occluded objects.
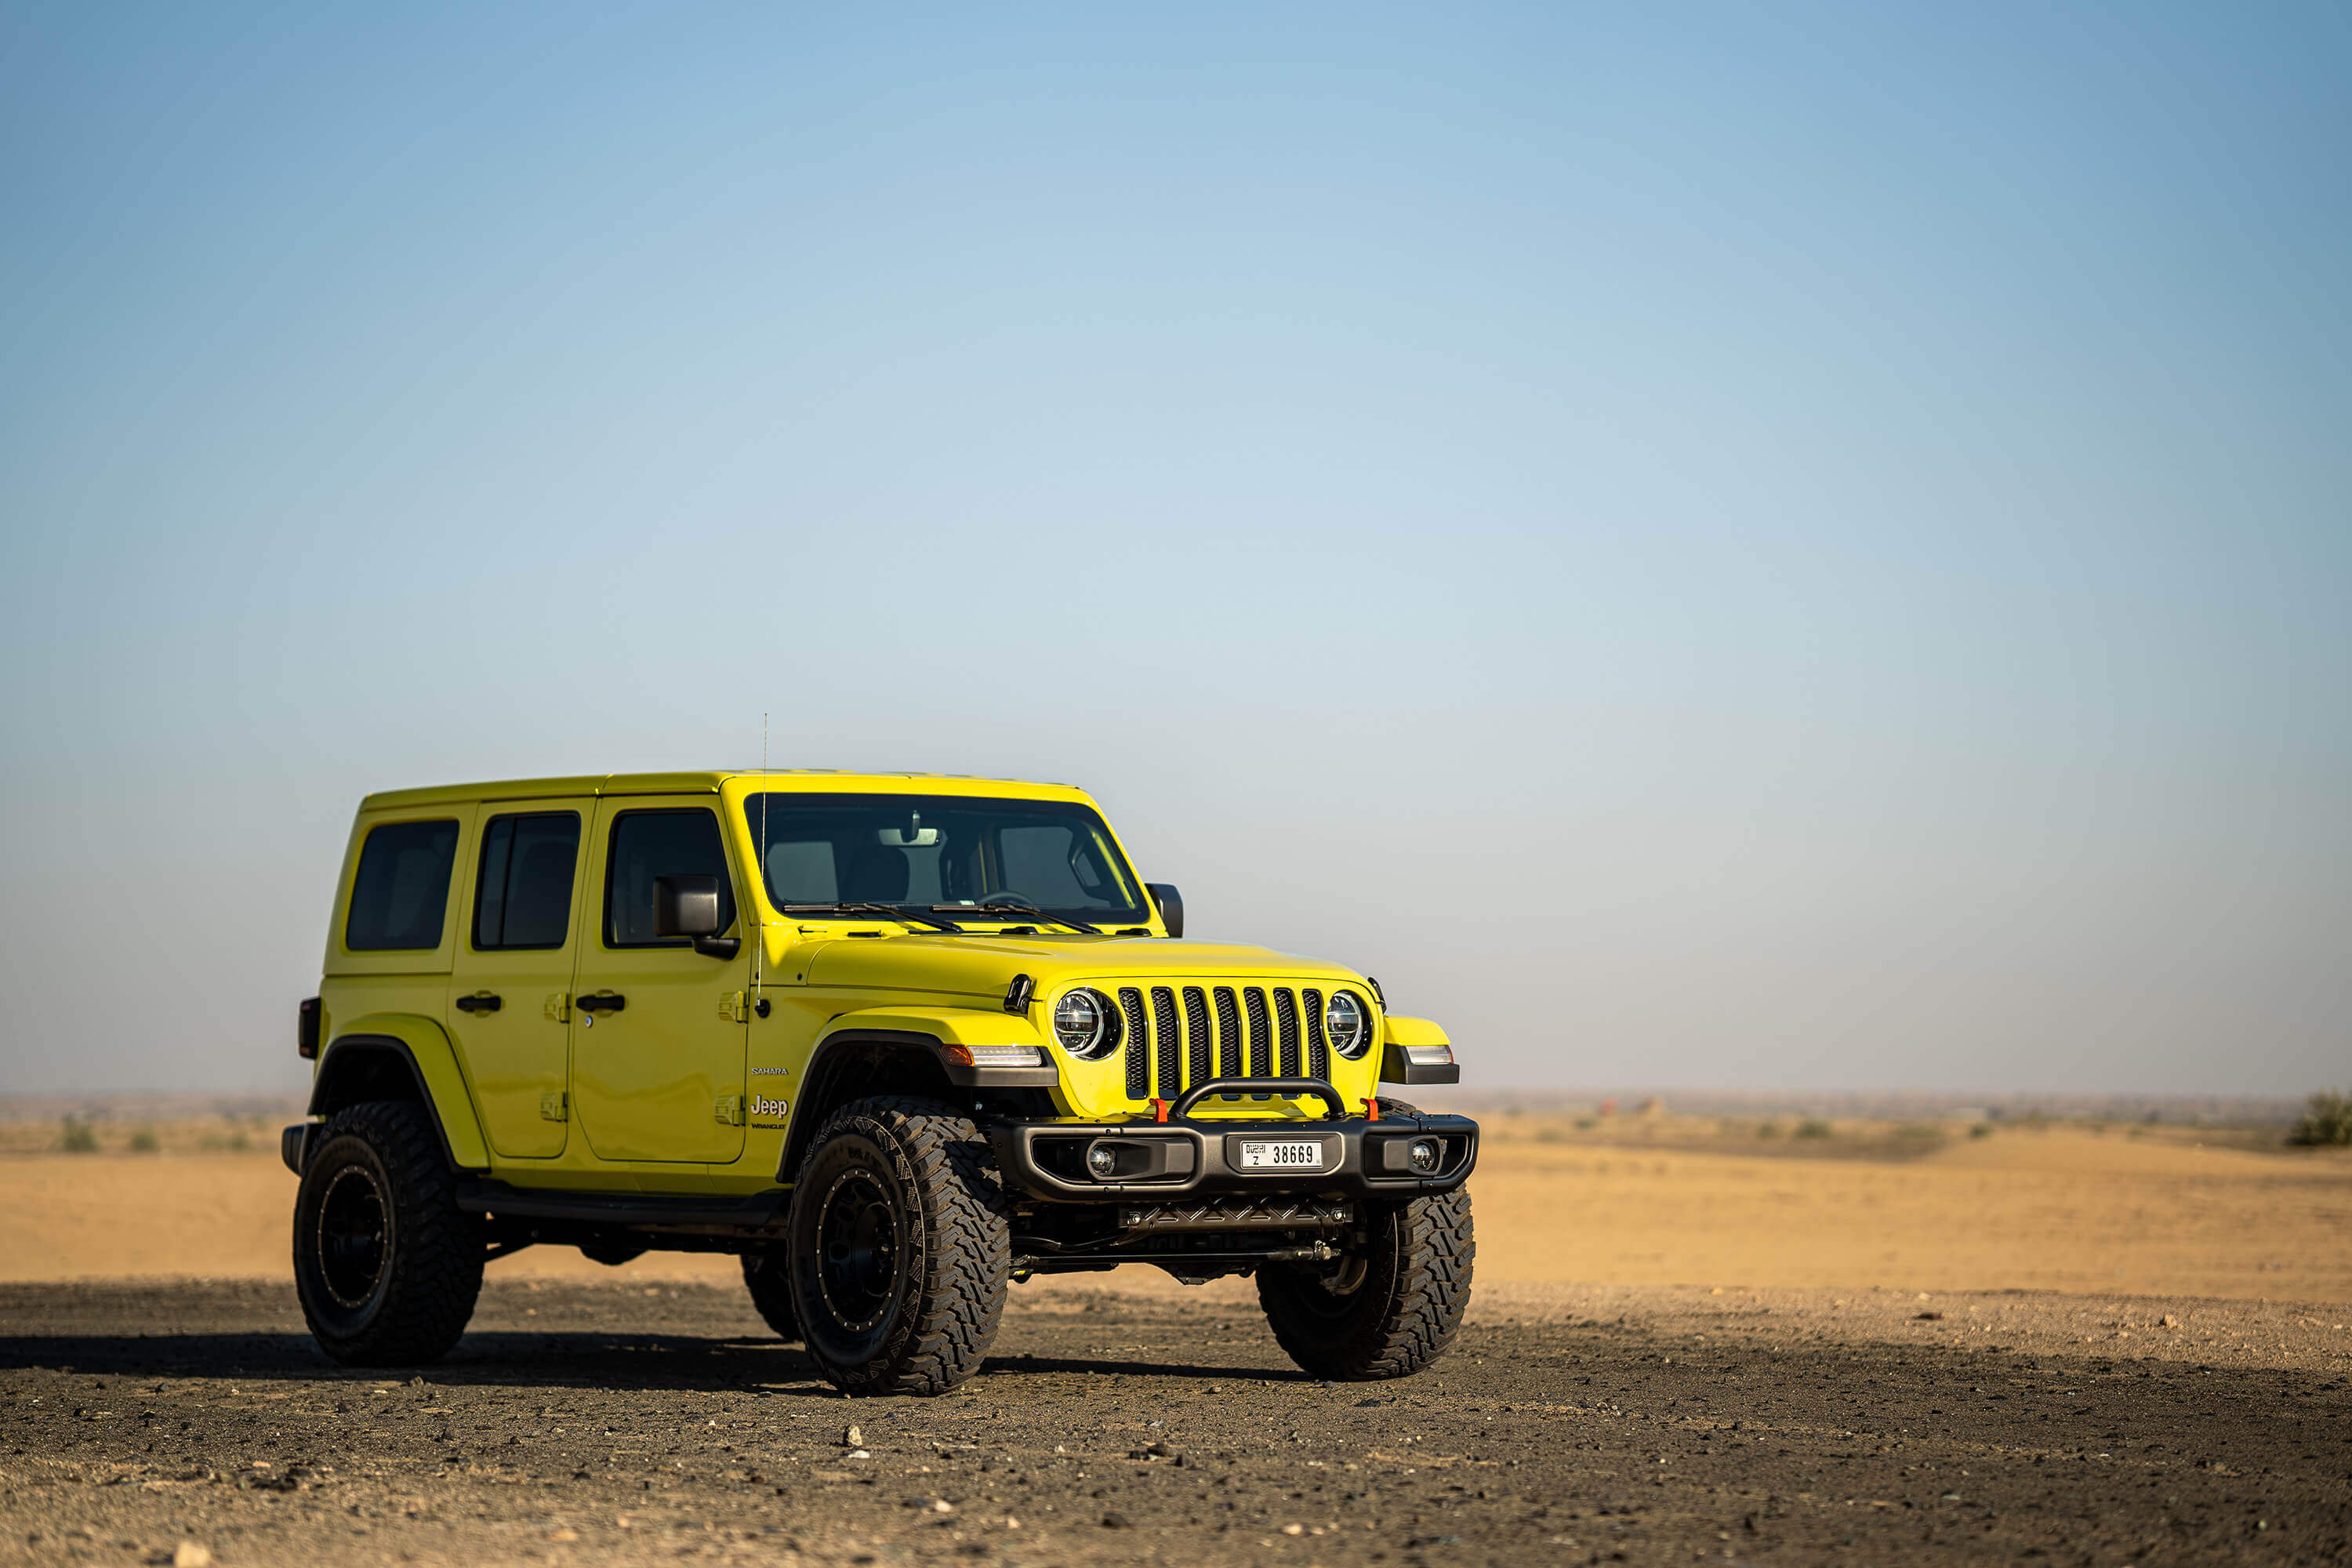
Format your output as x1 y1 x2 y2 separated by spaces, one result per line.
986 1109 1478 1202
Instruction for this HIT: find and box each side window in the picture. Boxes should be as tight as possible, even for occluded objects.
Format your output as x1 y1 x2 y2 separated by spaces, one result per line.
474 812 582 950
346 820 460 951
606 809 737 946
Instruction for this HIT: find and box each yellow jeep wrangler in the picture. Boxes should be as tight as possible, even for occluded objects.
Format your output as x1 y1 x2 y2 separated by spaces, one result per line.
285 771 1475 1393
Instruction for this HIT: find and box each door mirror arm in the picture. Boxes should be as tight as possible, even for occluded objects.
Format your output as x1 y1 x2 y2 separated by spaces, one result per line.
691 935 741 960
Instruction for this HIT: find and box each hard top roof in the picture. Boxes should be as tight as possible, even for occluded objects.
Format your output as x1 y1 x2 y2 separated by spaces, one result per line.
361 770 1089 811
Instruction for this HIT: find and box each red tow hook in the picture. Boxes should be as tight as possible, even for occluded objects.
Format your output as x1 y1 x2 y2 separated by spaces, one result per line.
1152 1098 1171 1124
1363 1098 1381 1122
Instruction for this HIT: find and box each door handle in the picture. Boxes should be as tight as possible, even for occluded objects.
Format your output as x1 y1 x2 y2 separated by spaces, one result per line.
454 993 503 1014
577 993 626 1014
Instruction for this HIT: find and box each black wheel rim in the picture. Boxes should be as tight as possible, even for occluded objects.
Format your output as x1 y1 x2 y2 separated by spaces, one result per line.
1319 1254 1370 1298
815 1168 900 1332
317 1164 390 1310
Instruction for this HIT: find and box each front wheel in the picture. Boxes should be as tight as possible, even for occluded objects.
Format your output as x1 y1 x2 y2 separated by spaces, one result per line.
785 1097 1012 1396
292 1100 484 1365
1258 1186 1474 1380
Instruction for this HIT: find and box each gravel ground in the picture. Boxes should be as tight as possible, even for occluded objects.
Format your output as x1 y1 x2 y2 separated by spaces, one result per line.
2 1275 2347 1566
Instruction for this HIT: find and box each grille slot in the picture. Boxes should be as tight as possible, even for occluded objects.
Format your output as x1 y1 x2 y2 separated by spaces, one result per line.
1243 987 1273 1078
1273 989 1301 1077
1213 986 1243 1078
1120 987 1149 1098
1303 988 1330 1081
1183 987 1212 1087
1151 987 1181 1100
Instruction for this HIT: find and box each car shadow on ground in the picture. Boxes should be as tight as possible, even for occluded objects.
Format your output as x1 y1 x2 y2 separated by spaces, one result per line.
0 1331 1295 1391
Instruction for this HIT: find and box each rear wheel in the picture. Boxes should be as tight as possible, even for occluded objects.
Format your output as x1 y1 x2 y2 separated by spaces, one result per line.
292 1100 483 1365
740 1246 799 1341
785 1096 1011 1396
1258 1185 1474 1380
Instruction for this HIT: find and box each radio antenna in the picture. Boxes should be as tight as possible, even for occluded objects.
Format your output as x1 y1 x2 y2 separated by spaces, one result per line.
752 713 770 1007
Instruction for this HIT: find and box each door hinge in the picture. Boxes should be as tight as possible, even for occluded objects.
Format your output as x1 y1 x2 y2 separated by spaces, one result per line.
544 992 572 1023
718 989 748 1023
713 1093 745 1127
539 1091 568 1123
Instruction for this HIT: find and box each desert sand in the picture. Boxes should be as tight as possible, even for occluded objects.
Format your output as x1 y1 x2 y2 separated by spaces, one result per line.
5 1115 2346 1304
6 1112 2350 1565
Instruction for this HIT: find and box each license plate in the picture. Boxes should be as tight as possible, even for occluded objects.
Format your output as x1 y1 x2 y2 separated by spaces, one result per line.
1237 1139 1325 1171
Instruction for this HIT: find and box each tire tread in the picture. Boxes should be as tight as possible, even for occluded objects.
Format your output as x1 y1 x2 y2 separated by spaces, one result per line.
1258 1185 1474 1381
793 1096 1011 1396
295 1099 482 1366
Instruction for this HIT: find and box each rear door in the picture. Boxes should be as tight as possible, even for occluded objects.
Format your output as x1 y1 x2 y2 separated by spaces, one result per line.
568 799 751 1164
446 800 589 1160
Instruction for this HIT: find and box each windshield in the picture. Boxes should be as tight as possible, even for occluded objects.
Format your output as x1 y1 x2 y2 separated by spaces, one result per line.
742 793 1150 927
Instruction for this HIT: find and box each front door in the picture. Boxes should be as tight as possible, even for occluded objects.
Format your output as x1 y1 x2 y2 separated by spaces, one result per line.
570 800 751 1164
447 800 590 1158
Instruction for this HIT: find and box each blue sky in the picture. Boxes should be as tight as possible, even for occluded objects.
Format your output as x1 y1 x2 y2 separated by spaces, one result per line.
2 2 2345 1094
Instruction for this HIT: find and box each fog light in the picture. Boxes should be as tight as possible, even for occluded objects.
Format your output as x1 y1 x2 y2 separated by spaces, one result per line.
1406 1138 1441 1174
1087 1143 1118 1178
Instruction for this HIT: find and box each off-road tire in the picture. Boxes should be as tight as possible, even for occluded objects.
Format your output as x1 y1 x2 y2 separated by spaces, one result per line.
740 1247 800 1341
292 1099 484 1366
785 1096 1012 1396
1258 1185 1474 1380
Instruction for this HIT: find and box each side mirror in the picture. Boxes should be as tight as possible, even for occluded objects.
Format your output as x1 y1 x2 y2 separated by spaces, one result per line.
1146 882 1184 939
654 874 739 959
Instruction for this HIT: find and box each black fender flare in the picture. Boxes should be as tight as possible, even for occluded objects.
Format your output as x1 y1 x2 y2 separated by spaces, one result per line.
306 1033 488 1173
774 1029 965 1182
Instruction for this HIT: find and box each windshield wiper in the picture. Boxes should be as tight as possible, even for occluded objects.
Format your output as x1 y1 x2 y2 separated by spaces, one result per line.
949 901 1102 935
781 903 964 932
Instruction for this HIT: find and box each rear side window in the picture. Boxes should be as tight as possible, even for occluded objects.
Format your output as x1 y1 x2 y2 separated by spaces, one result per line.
606 809 736 946
346 820 460 951
474 813 582 950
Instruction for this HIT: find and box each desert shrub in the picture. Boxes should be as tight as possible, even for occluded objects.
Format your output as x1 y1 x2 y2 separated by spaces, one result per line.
2288 1091 2352 1147
128 1127 159 1153
60 1116 97 1153
1756 1120 1781 1139
1794 1119 1833 1140
1573 1117 1597 1131
1969 1123 1993 1140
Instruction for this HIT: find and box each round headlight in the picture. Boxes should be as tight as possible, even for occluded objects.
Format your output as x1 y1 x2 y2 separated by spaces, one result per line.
1326 990 1370 1058
1054 989 1113 1058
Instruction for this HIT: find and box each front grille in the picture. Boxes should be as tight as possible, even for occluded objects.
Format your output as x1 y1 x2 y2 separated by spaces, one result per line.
1109 981 1351 1104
